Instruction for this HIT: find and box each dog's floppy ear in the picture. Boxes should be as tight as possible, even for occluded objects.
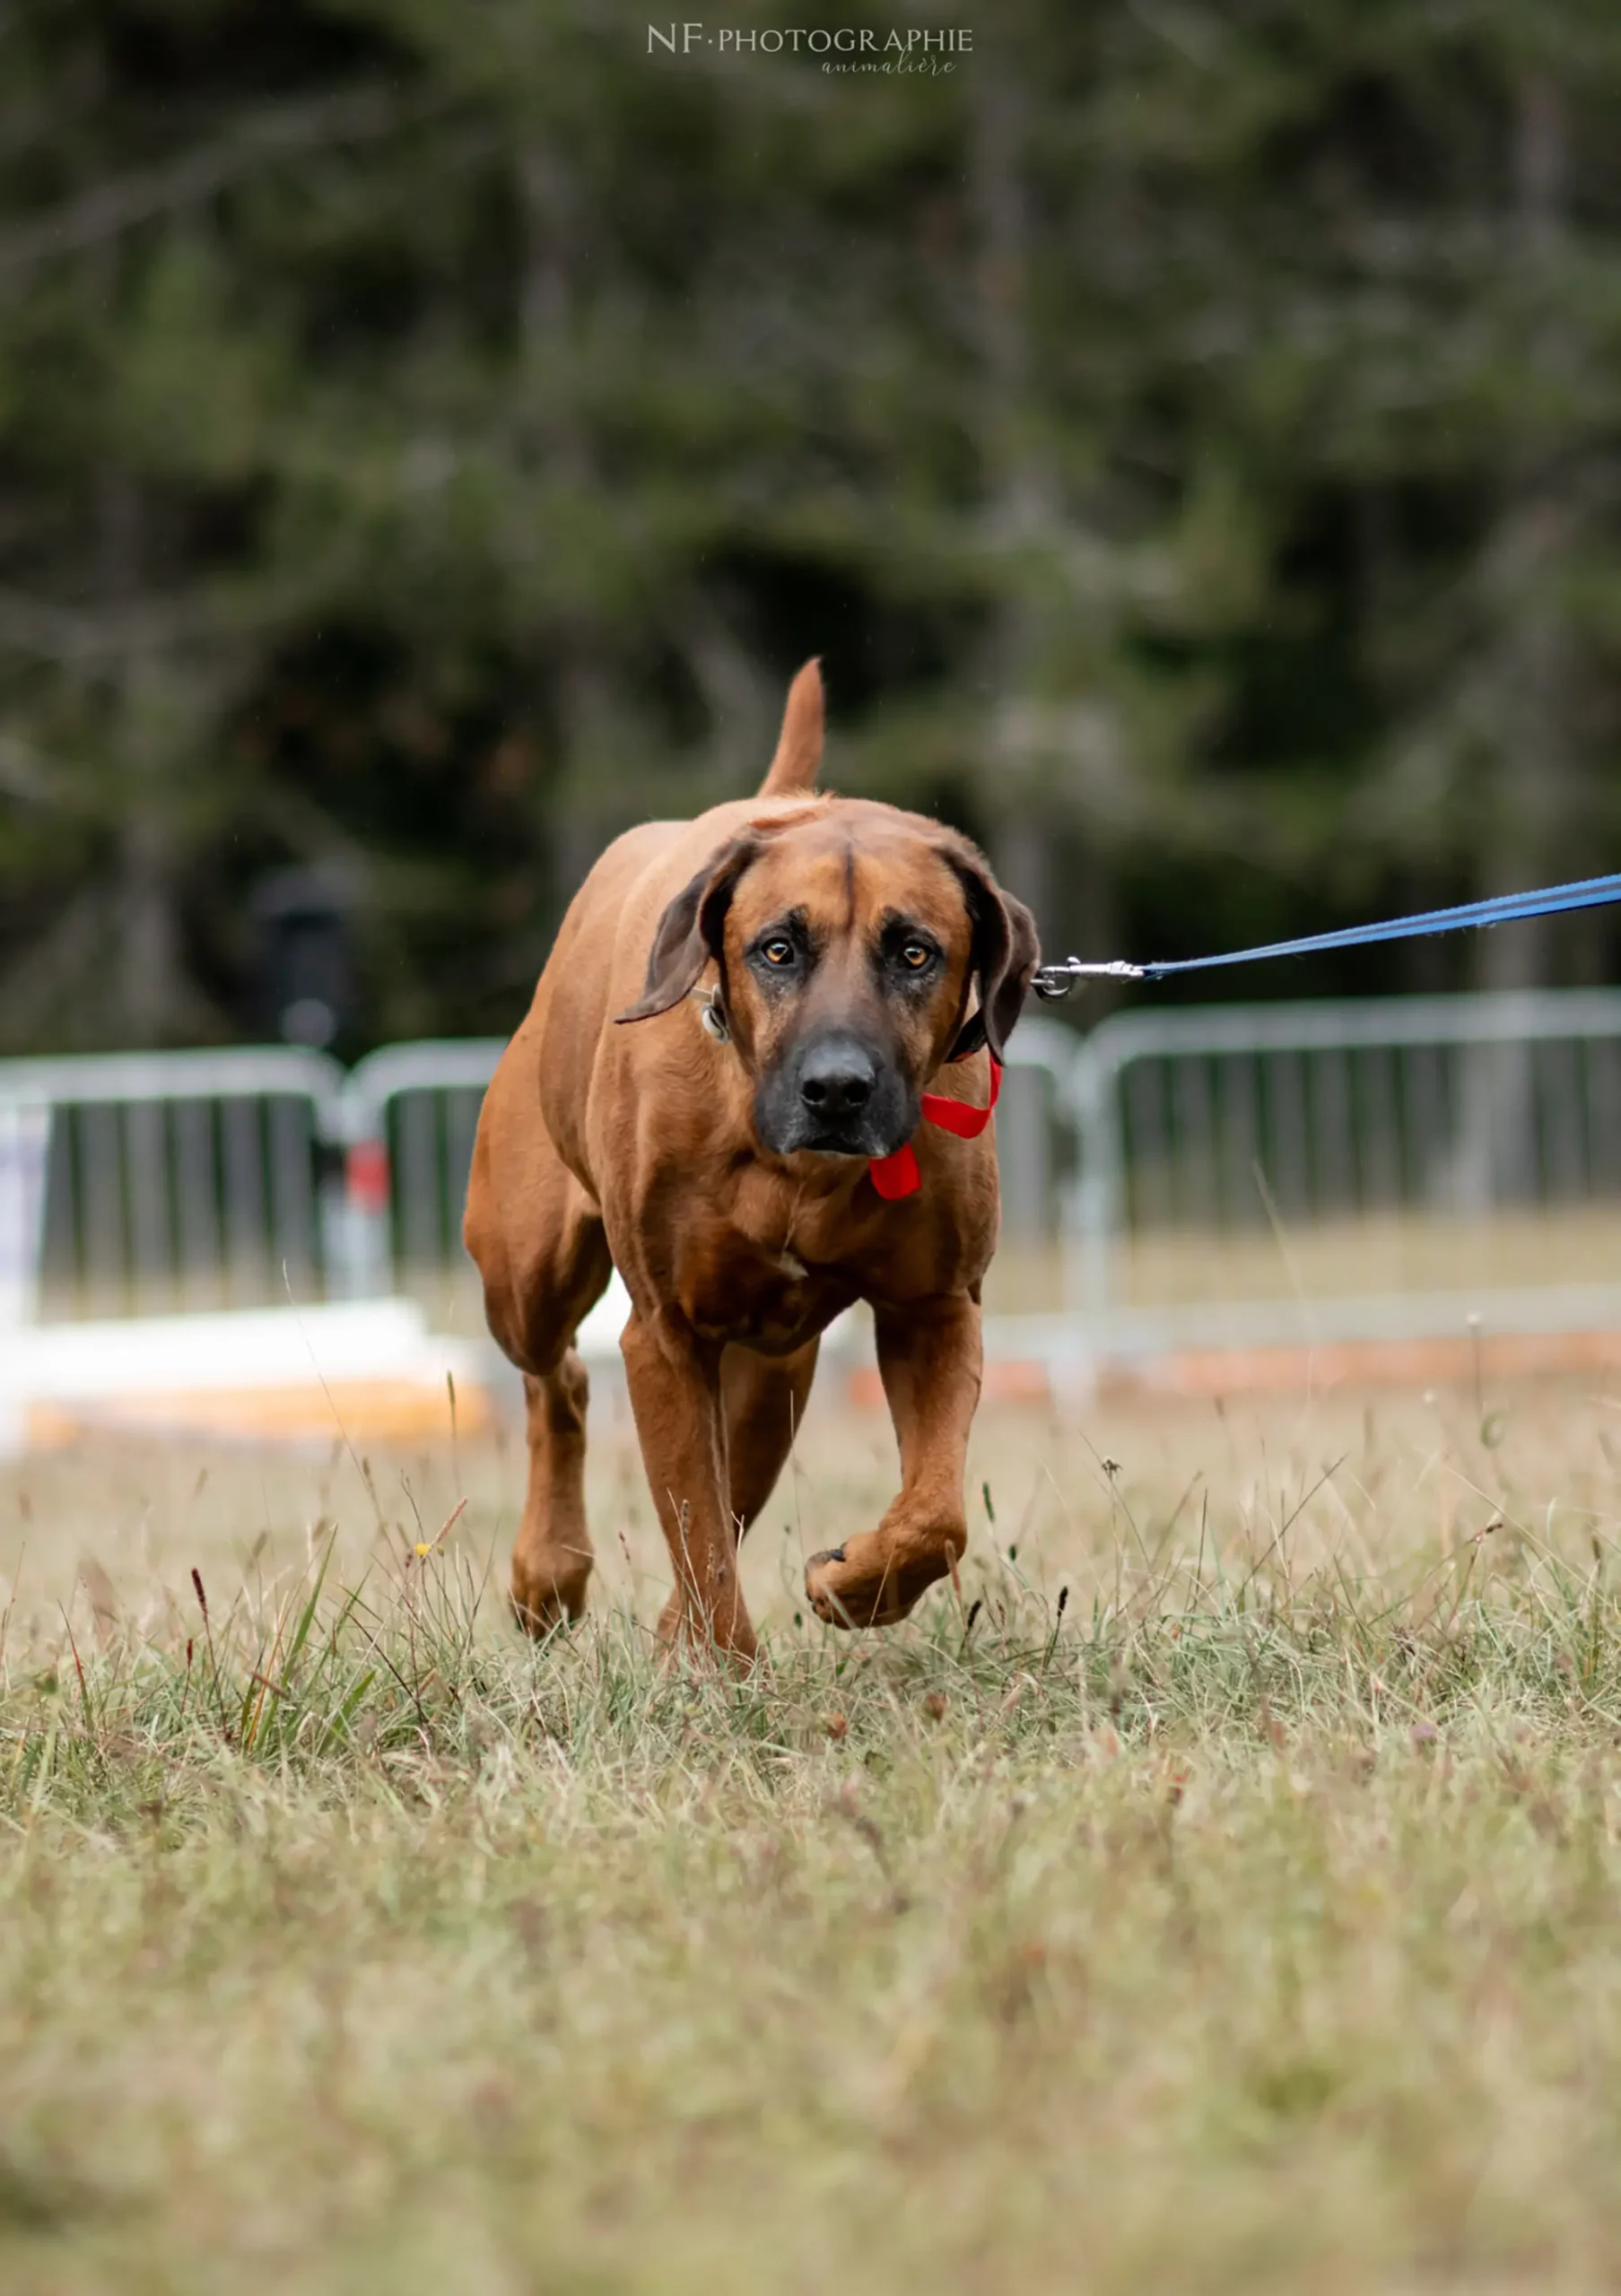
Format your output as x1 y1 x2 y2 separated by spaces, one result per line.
615 835 761 1024
937 838 1041 1063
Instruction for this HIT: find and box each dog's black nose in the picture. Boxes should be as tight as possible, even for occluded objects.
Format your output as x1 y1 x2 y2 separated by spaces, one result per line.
798 1039 876 1119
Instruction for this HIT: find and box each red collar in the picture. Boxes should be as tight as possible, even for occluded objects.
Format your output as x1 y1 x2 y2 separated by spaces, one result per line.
868 1057 1001 1201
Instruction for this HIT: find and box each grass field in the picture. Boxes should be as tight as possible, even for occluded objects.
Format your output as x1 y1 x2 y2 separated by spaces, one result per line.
5 1368 1621 2293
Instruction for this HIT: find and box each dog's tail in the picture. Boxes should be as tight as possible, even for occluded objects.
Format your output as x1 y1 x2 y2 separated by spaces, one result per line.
758 659 824 796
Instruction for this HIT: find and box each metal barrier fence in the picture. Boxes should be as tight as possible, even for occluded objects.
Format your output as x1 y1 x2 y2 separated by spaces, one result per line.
342 1040 505 1320
5 992 1621 1354
0 1048 345 1321
1073 989 1621 1352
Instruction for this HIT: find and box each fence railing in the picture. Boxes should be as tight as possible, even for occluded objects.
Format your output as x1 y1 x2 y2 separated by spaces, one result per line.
1070 989 1621 1352
0 1048 345 1321
342 1039 507 1318
5 991 1621 1358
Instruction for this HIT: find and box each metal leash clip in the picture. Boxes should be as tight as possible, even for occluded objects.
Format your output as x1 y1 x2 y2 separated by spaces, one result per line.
1033 958 1148 1000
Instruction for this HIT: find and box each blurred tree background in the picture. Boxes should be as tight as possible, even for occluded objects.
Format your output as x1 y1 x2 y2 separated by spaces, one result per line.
2 0 1620 1053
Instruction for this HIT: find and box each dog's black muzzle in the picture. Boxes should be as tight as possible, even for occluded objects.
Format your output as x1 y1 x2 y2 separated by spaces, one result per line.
754 1030 916 1161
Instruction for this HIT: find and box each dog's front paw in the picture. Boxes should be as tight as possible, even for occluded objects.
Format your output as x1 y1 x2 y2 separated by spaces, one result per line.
653 1588 763 1673
805 1528 959 1630
510 1548 591 1639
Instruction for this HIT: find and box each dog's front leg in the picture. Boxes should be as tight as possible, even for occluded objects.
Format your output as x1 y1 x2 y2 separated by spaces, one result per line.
621 1310 758 1665
806 1293 981 1630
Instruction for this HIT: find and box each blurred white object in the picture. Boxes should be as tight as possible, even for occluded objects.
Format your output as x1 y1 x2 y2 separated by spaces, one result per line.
574 1270 632 1358
0 1097 51 1455
572 1273 858 1365
17 1298 482 1448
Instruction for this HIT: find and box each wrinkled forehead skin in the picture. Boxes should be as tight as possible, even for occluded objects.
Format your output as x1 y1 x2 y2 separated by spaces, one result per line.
724 802 974 1000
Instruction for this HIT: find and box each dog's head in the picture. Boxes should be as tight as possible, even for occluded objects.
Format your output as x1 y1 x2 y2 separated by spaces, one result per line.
616 803 1039 1161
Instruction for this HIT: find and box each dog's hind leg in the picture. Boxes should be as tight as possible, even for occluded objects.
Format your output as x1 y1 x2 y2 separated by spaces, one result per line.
465 1120 613 1635
510 1347 600 1633
720 1339 820 1538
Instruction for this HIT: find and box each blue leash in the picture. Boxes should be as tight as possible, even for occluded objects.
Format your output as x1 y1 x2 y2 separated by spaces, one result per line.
1032 870 1621 997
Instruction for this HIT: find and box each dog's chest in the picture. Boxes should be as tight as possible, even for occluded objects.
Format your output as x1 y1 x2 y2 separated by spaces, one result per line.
676 1226 853 1354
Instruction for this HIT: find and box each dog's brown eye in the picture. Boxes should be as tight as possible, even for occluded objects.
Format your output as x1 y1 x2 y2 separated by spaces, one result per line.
762 938 794 967
901 942 933 970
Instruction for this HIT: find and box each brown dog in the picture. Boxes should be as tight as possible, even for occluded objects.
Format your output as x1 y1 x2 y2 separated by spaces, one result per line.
463 661 1039 1662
